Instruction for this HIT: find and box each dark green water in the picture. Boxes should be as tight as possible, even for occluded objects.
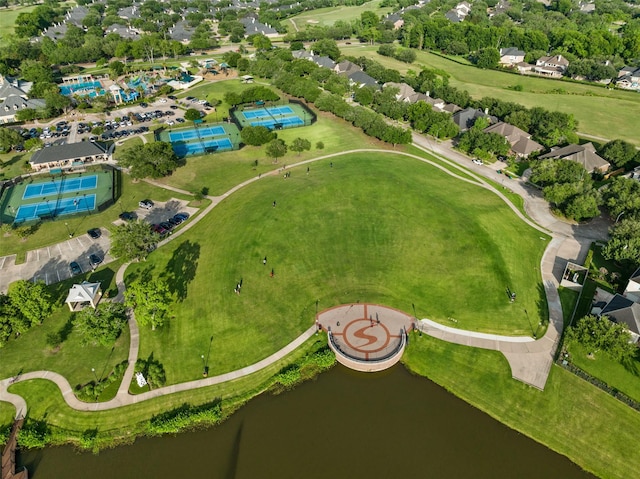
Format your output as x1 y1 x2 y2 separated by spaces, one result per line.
20 365 595 479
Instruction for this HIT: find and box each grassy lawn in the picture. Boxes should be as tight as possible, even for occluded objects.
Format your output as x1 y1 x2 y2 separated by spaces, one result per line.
288 0 392 31
0 151 31 181
403 336 640 479
340 45 640 146
566 340 640 404
0 171 193 257
113 137 143 161
558 286 580 327
156 109 391 195
0 4 37 41
4 335 327 438
0 263 126 388
127 151 547 386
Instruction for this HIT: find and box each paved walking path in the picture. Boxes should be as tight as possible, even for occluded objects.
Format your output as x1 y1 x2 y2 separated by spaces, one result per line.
0 144 610 416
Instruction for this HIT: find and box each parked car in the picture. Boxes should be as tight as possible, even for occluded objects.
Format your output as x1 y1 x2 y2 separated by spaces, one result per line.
119 211 136 221
89 253 103 268
174 212 189 221
87 228 101 239
159 221 174 231
472 159 483 165
168 95 177 100
139 199 154 209
69 261 82 275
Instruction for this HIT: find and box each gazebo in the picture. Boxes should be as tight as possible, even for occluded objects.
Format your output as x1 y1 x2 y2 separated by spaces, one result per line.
65 281 103 311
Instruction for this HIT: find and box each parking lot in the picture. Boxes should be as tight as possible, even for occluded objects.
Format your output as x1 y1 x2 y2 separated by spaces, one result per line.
0 228 114 294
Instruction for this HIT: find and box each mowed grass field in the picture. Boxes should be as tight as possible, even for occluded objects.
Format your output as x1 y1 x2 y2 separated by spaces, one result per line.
127 151 548 385
341 45 640 146
156 109 390 195
288 0 392 31
0 4 36 42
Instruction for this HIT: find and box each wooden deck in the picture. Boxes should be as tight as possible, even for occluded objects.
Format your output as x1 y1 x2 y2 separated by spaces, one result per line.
1 418 28 479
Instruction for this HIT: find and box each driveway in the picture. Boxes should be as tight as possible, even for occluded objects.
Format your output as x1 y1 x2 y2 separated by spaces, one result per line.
0 228 114 294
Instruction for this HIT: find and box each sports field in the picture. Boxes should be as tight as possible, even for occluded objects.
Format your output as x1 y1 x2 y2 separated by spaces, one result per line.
158 123 240 157
0 169 114 224
126 151 548 385
232 103 311 130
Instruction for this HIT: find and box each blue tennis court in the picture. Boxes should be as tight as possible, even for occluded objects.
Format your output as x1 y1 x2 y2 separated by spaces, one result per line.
250 116 304 129
169 126 226 142
23 175 98 200
15 194 97 222
242 106 294 120
173 138 233 156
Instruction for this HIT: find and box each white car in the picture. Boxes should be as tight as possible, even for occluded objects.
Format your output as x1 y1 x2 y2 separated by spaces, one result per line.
166 120 174 126
472 159 483 165
159 98 167 103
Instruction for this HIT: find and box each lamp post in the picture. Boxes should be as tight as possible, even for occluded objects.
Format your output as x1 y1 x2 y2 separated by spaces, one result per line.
91 367 98 382
65 222 72 238
201 354 207 377
615 211 625 223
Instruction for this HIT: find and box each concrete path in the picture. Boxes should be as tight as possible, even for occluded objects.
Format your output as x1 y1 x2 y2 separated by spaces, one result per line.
0 145 610 417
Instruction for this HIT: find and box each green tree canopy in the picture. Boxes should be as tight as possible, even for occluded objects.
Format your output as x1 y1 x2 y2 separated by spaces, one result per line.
599 139 637 169
117 142 183 179
125 278 172 330
7 280 52 327
602 217 640 264
73 302 128 346
0 127 23 153
111 220 160 262
602 177 640 219
184 108 201 122
290 137 311 156
265 138 287 162
566 315 637 364
240 125 276 146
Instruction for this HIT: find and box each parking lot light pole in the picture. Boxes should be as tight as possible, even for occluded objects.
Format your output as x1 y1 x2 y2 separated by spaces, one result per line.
65 222 72 238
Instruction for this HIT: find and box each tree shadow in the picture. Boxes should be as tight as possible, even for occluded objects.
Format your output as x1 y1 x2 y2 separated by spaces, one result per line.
125 265 155 286
165 240 200 302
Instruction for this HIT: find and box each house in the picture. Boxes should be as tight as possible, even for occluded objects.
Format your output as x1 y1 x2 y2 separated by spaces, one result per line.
106 24 140 40
169 20 194 43
29 141 113 172
239 16 279 38
499 47 525 67
599 294 640 343
66 6 88 27
384 13 405 30
313 55 335 70
579 1 595 12
489 0 511 16
483 122 544 158
41 23 67 40
445 1 472 22
334 60 362 76
452 108 496 132
616 66 640 91
118 5 141 22
348 71 379 89
65 282 103 311
624 267 640 303
384 82 416 102
539 143 610 173
534 55 570 78
0 76 46 125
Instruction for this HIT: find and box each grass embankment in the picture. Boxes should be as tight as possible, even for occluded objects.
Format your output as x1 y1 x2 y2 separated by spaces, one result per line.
128 152 547 386
156 109 392 195
403 337 640 479
0 173 193 257
5 336 331 448
288 0 392 31
340 45 640 146
0 151 31 181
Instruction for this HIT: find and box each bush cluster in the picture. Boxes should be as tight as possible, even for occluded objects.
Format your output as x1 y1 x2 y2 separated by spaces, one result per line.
75 361 128 402
148 400 222 435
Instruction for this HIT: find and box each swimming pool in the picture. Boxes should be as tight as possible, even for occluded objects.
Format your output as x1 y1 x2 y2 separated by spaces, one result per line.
59 81 103 96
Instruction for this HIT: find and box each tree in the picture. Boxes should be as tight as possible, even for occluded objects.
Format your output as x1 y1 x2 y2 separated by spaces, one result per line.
316 141 324 150
0 294 20 347
0 127 23 153
250 34 272 51
73 302 128 346
7 280 52 327
311 38 341 60
184 108 201 123
599 140 637 169
566 315 637 364
602 177 640 219
473 48 500 69
111 220 160 262
109 60 125 77
265 138 287 162
125 279 172 331
117 142 182 179
240 125 276 146
602 217 640 264
290 137 311 156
